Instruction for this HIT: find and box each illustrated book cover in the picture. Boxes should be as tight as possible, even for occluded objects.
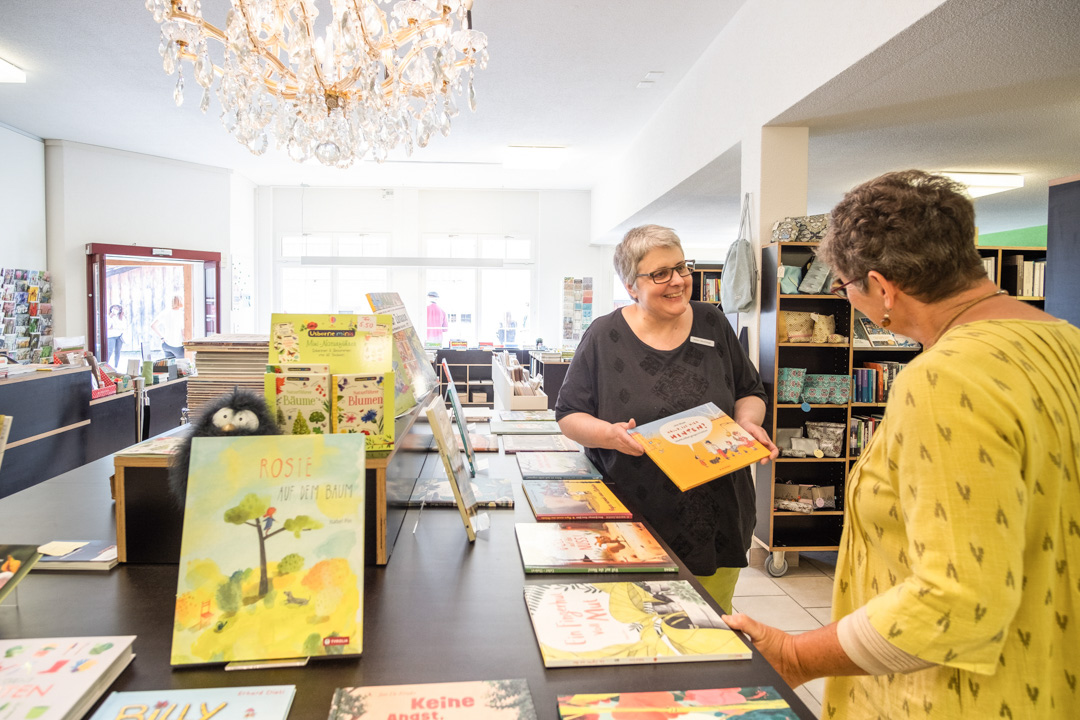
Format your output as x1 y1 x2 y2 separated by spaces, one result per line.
408 474 514 508
171 434 366 666
366 293 439 416
556 686 793 719
332 373 396 456
516 452 601 480
113 435 186 457
501 434 580 454
857 316 898 347
627 402 771 491
461 432 499 452
33 541 118 572
0 636 136 720
521 480 631 521
90 685 296 720
523 580 751 667
268 313 393 375
489 420 561 435
328 679 538 720
264 369 332 435
442 359 476 476
425 399 486 541
515 522 677 573
0 543 42 602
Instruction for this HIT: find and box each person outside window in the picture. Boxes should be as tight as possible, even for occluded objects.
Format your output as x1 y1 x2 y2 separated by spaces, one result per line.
151 295 186 358
106 304 128 368
426 291 448 345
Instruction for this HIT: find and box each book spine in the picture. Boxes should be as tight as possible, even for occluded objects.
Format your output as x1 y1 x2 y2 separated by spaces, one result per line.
526 565 673 574
535 512 634 522
542 651 750 667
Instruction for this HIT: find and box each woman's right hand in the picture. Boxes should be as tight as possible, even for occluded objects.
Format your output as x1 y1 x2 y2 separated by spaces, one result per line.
608 418 644 456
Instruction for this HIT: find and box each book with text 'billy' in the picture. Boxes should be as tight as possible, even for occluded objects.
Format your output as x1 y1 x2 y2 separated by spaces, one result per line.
524 580 751 667
515 522 677 573
328 679 538 720
521 479 631 521
557 686 793 719
90 685 296 720
627 402 770 492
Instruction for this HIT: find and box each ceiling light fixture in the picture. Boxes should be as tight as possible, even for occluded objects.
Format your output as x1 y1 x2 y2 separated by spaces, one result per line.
145 0 488 168
0 57 26 83
941 171 1025 198
502 146 567 170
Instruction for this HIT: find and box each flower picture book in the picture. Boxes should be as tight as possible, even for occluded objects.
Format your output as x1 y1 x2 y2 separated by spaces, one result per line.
556 686 793 719
408 474 515 508
0 636 136 720
524 580 751 667
489 420 561 435
366 293 440 416
89 685 296 720
328 678 538 720
0 543 42 602
441 358 477 475
499 409 556 422
33 540 118 572
426 398 487 542
516 452 601 480
501 434 580 454
269 313 393 376
514 522 677 573
627 402 771 492
521 480 632 521
332 373 396 456
171 434 366 666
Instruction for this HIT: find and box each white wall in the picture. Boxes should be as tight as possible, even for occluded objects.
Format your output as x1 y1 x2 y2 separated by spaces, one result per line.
0 125 47 270
44 140 233 337
229 172 257 332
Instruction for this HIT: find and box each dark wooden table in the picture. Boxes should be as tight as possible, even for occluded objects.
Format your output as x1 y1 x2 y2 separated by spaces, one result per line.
0 450 813 719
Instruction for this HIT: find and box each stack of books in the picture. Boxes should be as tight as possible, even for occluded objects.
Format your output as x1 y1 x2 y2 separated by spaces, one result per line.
184 334 268 416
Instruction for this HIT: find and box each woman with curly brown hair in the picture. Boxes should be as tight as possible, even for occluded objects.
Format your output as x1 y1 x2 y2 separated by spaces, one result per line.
726 170 1080 718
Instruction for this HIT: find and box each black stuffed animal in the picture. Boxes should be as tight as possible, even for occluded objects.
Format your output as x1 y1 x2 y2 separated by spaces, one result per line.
168 388 280 505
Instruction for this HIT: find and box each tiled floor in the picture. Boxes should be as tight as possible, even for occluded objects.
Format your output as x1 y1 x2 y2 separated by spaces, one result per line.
735 550 838 719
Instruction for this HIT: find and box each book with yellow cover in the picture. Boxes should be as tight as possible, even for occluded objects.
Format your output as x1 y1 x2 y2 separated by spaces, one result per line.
268 314 392 375
627 402 770 492
514 522 677 573
521 480 631 521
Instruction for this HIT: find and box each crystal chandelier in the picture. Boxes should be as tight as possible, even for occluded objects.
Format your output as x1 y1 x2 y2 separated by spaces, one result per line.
146 0 489 168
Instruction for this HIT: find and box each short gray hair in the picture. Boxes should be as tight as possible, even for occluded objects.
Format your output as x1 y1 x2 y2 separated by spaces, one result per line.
613 225 683 287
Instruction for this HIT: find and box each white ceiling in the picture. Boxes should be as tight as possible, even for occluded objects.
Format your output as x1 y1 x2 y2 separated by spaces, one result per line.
0 0 1077 239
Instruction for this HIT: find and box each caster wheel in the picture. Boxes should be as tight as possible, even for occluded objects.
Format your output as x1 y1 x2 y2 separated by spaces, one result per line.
765 555 789 577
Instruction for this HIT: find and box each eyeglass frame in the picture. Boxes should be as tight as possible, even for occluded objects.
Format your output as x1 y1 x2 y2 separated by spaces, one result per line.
635 259 696 285
830 276 859 299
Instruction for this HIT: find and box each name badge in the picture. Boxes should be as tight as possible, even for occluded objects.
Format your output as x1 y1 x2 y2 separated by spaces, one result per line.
689 336 715 347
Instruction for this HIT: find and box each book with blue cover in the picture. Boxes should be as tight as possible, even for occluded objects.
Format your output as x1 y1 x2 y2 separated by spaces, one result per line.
90 686 296 720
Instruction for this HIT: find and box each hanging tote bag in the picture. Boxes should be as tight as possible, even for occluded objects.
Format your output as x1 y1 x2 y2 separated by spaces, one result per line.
721 193 758 313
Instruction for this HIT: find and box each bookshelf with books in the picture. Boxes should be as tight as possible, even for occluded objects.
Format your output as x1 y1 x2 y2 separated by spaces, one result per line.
689 262 723 304
977 244 1047 303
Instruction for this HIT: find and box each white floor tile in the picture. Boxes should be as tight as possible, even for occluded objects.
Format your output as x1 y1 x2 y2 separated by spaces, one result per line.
803 555 837 579
731 595 823 632
807 606 834 625
772 576 835 608
733 567 786 597
794 685 823 719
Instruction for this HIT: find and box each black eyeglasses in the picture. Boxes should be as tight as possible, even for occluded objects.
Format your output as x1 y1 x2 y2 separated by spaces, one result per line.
636 260 695 285
830 277 858 299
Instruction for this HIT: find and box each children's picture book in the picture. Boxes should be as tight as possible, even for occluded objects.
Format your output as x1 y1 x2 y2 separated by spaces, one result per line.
90 685 297 720
268 313 393 375
332 373 396 456
489 420 561 435
171 434 366 666
0 543 42 602
516 452 602 480
328 679 538 720
442 359 476 476
366 293 440 416
409 474 515 508
502 434 580 454
556 686 793 719
499 409 556 422
524 580 751 667
425 398 486 541
33 541 118 572
515 522 677 573
627 402 771 492
264 369 332 435
461 432 499 452
521 480 632 521
858 316 898 347
113 435 187 457
0 636 136 720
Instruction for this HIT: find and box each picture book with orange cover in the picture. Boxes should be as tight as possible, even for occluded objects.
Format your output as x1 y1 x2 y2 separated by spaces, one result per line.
627 402 770 491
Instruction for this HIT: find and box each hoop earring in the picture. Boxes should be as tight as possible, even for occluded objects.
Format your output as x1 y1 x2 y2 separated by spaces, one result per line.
881 309 891 328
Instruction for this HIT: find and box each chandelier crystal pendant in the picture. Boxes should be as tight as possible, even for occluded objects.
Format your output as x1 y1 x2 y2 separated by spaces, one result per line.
146 0 489 168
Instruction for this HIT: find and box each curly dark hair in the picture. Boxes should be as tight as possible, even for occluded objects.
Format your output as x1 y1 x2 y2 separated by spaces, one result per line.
817 170 988 303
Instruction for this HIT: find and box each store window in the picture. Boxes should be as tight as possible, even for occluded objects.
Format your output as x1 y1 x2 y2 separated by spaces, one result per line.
278 234 390 314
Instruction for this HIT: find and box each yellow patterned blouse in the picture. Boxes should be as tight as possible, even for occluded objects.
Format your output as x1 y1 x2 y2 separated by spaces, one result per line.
826 319 1080 719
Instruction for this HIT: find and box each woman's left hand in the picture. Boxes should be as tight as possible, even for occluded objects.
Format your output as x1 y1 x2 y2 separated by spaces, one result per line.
737 420 780 462
724 613 808 688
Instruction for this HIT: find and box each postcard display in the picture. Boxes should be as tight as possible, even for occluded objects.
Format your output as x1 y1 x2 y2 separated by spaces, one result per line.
0 268 53 363
561 276 593 345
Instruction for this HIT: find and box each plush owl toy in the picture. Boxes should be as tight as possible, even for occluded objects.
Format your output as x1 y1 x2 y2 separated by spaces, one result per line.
168 388 280 506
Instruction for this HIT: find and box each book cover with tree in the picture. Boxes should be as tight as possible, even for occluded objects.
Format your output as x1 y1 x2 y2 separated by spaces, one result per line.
329 679 537 720
171 434 366 666
264 371 332 435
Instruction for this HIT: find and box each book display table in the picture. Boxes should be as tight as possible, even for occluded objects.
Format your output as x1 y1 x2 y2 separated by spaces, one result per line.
0 450 813 720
